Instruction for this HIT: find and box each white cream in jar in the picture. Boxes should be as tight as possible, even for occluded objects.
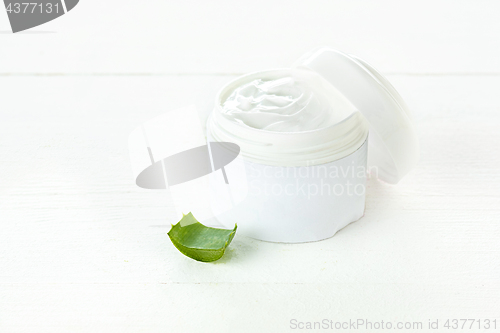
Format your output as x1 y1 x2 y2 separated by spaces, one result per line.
209 68 369 167
220 69 351 132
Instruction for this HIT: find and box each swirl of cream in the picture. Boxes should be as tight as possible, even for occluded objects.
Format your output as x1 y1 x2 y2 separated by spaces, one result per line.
220 69 350 132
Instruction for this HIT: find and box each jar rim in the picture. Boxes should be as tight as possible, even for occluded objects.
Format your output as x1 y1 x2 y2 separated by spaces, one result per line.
209 68 369 167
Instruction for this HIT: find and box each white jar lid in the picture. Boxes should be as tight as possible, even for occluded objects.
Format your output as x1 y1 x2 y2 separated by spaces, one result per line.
294 47 419 184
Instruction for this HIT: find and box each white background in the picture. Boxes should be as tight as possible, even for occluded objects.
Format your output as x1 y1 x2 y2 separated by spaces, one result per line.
1 1 499 332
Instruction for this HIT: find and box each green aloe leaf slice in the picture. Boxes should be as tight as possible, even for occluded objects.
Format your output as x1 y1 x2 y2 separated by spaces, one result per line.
167 212 237 262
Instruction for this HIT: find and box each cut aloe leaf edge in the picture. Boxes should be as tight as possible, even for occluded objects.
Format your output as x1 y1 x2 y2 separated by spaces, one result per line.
168 212 237 262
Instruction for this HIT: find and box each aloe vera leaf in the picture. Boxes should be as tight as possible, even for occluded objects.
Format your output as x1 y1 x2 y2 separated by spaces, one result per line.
167 212 237 262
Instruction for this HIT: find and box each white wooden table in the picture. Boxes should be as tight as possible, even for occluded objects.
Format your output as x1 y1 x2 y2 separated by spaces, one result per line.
1 1 499 332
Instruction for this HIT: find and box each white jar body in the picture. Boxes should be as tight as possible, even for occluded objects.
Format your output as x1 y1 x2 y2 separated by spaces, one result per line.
208 68 369 243
209 139 368 243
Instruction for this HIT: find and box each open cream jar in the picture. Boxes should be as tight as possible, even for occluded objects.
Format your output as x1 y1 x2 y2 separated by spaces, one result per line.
207 48 419 243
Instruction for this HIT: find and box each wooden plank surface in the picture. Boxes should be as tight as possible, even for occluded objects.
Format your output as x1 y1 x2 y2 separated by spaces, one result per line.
1 1 499 332
0 0 500 74
1 75 499 332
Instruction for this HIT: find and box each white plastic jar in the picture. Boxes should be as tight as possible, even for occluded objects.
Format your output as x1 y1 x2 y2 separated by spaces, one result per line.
206 47 419 243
